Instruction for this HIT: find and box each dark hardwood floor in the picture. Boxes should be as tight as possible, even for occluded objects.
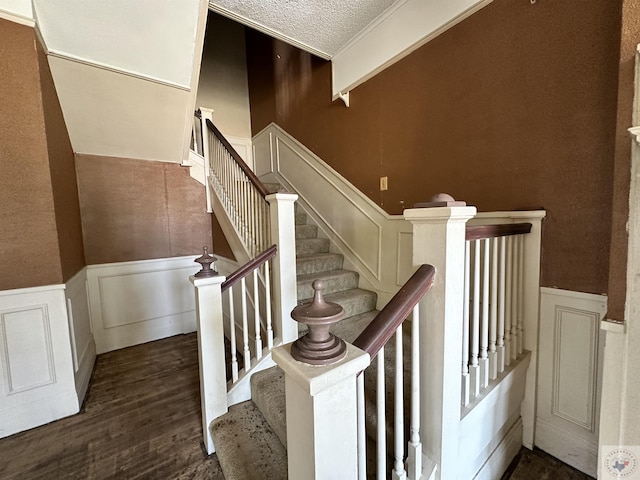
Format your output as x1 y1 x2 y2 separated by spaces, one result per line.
0 332 595 479
0 333 224 480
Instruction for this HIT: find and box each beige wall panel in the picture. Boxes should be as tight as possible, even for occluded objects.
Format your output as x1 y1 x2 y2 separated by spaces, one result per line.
48 56 191 163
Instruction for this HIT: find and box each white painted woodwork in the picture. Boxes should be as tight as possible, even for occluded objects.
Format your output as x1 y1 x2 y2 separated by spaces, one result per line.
190 273 227 454
406 305 422 479
87 256 201 354
0 0 33 23
0 285 78 439
273 342 370 480
331 0 494 98
469 210 545 448
33 0 201 87
598 45 640 478
253 124 414 308
376 349 386 480
458 353 530 480
48 55 193 162
64 269 95 405
404 205 476 480
537 287 607 477
357 374 366 480
266 193 299 345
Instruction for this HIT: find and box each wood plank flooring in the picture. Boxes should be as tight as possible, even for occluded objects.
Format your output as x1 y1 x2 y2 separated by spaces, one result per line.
0 332 596 480
0 333 224 480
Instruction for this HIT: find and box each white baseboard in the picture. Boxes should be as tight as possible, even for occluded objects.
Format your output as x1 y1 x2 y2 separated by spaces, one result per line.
87 255 202 353
0 284 79 438
535 417 598 476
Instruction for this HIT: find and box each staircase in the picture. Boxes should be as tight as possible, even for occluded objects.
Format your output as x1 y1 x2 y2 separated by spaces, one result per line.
209 194 380 479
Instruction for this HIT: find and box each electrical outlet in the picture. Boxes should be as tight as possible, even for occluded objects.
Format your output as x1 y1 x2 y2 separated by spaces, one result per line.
380 176 388 191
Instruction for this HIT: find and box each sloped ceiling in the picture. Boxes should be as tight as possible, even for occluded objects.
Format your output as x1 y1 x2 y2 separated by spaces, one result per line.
209 0 397 59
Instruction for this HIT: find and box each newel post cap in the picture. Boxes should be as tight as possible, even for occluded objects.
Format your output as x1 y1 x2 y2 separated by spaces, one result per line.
194 246 217 278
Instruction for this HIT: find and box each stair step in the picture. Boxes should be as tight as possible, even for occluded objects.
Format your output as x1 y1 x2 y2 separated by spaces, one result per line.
296 269 359 301
295 224 318 239
296 237 330 256
210 401 287 480
251 367 287 448
299 288 377 318
295 210 307 225
296 252 344 275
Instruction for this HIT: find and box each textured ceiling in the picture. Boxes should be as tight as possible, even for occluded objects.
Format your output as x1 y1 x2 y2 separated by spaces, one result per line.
209 0 398 58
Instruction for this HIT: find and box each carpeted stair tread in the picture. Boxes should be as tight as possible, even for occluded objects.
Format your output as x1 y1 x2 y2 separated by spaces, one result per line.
210 400 287 480
296 252 344 275
295 211 307 225
296 237 330 256
296 269 359 301
251 367 287 448
295 224 318 239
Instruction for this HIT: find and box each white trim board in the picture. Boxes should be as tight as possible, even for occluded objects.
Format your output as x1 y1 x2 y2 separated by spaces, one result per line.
87 255 202 354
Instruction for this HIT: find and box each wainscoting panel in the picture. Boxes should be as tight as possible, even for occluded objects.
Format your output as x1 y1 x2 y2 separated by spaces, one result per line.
0 285 78 439
65 269 95 404
536 287 607 477
87 256 201 353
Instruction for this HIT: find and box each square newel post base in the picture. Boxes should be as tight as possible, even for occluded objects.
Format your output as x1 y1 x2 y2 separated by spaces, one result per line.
273 343 370 480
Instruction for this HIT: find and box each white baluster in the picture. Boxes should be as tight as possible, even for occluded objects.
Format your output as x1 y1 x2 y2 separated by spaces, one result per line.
406 305 422 480
377 348 386 480
253 269 262 359
228 286 239 382
462 240 470 407
241 277 251 368
357 373 367 480
504 236 512 367
264 261 273 349
511 234 519 361
480 238 490 390
392 326 407 480
470 240 481 397
489 237 498 380
497 236 506 374
517 235 525 356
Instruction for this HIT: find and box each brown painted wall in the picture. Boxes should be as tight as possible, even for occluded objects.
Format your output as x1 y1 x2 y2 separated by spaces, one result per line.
76 155 213 265
0 19 63 290
247 0 622 295
37 36 86 282
607 0 640 321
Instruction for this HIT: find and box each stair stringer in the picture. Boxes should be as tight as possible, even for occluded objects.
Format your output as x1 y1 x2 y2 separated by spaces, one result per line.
226 352 277 407
254 124 416 309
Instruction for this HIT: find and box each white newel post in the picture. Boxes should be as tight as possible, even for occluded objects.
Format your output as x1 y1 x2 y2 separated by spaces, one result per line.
190 267 227 455
510 211 545 448
272 343 370 479
404 205 476 480
266 192 299 344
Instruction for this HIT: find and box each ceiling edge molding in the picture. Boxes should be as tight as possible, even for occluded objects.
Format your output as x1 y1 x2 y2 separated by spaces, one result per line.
0 7 34 27
208 2 331 60
46 51 191 91
331 0 494 99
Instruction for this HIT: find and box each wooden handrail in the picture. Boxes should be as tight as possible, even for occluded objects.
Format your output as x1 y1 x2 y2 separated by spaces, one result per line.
353 264 436 358
221 245 278 292
465 223 532 241
206 119 270 198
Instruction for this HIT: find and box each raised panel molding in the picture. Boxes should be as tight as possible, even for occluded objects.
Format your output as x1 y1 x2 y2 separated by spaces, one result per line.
0 285 78 439
87 256 201 353
0 305 55 394
552 306 599 431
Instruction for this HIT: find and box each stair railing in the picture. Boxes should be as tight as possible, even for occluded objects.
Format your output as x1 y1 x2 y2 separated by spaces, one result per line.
461 222 532 406
352 264 436 480
206 119 270 260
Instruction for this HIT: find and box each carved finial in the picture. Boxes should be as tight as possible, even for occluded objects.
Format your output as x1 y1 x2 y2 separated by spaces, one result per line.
194 246 217 277
414 193 467 208
290 280 346 365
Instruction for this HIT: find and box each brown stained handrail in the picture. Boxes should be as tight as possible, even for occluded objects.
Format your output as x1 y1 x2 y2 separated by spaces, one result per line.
465 223 532 241
206 119 270 198
353 264 436 358
221 245 277 292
